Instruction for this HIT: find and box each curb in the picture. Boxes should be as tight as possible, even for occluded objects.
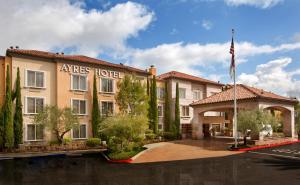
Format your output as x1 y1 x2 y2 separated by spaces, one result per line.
101 152 133 163
232 140 300 152
101 146 150 164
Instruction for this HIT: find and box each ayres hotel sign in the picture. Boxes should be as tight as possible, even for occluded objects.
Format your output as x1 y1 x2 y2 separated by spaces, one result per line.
60 64 121 79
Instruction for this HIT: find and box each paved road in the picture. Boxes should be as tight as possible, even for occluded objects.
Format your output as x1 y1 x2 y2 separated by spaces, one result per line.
0 143 300 185
249 142 300 160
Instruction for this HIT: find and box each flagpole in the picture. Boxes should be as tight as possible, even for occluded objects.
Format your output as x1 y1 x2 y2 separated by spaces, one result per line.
232 29 238 148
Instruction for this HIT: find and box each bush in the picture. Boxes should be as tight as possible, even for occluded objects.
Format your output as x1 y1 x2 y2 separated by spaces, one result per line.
162 132 177 140
99 114 148 153
107 148 144 160
49 140 60 146
145 133 156 140
86 138 101 147
63 138 71 145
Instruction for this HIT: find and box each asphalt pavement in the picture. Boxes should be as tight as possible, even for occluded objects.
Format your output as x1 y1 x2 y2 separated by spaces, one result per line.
0 143 299 185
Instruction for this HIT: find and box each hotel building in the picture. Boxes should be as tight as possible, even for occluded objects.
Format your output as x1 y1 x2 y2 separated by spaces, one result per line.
1 48 297 144
0 49 150 143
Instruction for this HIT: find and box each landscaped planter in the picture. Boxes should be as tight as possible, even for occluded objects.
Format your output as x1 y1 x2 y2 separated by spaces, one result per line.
102 147 147 163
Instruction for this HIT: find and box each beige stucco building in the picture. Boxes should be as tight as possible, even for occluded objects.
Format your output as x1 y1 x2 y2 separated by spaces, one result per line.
0 49 150 144
1 48 297 145
190 84 299 139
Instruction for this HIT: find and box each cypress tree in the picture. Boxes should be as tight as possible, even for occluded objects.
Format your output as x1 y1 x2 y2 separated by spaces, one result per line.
163 81 171 131
174 82 180 138
0 107 4 149
3 65 14 149
151 76 158 134
91 74 100 137
147 77 152 129
13 67 23 148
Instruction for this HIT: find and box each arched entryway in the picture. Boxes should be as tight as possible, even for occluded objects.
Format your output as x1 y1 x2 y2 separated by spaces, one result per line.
262 105 295 137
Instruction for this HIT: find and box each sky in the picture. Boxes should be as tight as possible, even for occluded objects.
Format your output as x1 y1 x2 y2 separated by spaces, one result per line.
0 0 300 98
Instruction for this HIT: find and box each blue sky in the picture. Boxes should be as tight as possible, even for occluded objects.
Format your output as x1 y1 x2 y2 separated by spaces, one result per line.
0 0 300 97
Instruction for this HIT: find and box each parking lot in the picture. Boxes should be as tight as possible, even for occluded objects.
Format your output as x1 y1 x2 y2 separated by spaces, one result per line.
249 142 300 160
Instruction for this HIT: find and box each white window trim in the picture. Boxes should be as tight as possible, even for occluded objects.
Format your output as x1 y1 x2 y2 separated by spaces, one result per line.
99 77 115 94
179 88 186 99
158 104 164 117
193 90 203 100
24 69 46 89
180 105 190 118
71 123 88 140
24 96 46 115
157 87 165 99
25 123 44 142
71 98 88 116
100 100 115 116
70 73 88 92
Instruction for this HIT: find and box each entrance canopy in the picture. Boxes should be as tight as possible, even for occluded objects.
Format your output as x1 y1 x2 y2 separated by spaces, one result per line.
190 84 298 139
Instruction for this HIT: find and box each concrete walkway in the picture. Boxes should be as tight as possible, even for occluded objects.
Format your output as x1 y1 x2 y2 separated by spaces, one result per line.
133 139 241 163
0 148 106 160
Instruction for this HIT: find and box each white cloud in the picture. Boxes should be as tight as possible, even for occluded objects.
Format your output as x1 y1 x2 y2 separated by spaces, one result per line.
127 41 300 77
238 58 300 98
0 0 154 57
224 0 283 9
201 20 213 30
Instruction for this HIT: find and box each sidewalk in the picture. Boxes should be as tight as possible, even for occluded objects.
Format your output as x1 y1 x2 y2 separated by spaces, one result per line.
133 139 240 163
0 148 106 160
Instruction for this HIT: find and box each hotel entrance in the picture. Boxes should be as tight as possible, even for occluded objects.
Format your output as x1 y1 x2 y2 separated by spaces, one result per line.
203 124 210 138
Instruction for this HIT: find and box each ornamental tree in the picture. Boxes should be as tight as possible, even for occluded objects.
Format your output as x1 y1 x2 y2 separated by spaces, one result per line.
174 82 180 138
116 75 148 116
3 65 14 149
12 67 23 148
163 81 171 132
91 74 101 137
150 76 158 134
295 103 300 136
237 109 277 145
34 105 79 145
0 107 4 149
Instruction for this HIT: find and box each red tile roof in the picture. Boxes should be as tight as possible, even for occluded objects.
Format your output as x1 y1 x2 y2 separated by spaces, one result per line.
157 71 223 86
190 84 298 106
6 49 150 75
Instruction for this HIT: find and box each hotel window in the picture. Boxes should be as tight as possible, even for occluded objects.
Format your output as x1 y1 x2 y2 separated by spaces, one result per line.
72 99 87 115
193 90 202 100
101 101 114 116
26 124 44 141
181 106 189 117
72 74 87 91
26 70 45 88
157 87 165 99
26 97 44 114
72 124 87 139
158 104 163 117
101 78 114 93
179 88 186 99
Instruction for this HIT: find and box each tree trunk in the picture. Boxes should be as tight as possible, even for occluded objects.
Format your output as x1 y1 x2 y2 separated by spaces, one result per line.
243 136 247 146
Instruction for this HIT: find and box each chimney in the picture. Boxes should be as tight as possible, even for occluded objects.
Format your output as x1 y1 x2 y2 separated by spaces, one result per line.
149 65 156 76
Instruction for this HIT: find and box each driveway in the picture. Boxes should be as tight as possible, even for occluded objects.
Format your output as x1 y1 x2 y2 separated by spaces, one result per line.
134 139 241 163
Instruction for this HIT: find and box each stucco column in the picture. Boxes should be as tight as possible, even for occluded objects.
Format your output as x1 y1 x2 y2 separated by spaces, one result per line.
192 108 203 139
291 109 295 138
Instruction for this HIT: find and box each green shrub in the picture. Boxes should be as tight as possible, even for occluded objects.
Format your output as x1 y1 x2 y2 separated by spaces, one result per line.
86 138 101 147
163 132 177 140
49 140 60 146
145 133 156 140
108 148 143 160
99 114 148 153
63 138 71 145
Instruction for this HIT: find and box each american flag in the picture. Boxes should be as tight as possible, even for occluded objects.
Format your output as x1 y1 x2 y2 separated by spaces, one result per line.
229 32 235 79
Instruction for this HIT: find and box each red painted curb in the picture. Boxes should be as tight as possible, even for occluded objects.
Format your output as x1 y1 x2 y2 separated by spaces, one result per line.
101 152 133 163
236 140 300 152
108 158 133 163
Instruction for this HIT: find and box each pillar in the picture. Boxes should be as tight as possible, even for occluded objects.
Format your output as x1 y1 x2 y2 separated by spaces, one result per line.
192 109 203 139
